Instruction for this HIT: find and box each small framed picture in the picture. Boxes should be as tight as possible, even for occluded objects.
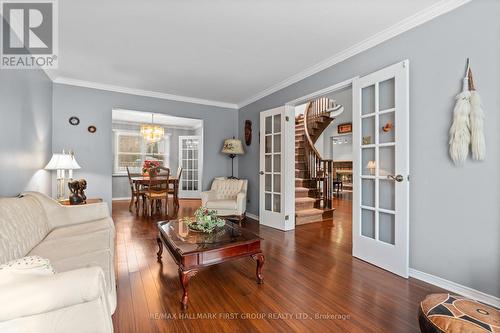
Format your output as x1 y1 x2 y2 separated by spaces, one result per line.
338 123 352 134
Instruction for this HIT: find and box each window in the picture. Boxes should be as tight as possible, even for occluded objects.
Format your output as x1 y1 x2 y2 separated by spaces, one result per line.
113 129 170 174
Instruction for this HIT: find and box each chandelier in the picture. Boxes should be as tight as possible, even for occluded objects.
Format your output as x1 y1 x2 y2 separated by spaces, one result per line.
140 114 164 143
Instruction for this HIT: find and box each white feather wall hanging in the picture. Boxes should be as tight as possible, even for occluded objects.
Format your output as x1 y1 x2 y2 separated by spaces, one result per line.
468 68 486 161
449 66 471 165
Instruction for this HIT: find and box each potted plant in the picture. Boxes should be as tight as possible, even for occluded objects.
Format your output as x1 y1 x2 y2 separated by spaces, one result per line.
181 207 225 233
142 160 161 177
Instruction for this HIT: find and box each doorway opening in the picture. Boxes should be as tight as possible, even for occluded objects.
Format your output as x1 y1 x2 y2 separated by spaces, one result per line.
111 109 203 202
293 86 354 226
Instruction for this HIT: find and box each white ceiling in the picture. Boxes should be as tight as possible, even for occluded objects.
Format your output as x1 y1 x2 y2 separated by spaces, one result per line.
112 109 202 129
50 0 462 107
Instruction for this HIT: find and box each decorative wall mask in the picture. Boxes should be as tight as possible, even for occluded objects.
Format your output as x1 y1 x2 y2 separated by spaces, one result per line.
244 120 252 146
88 125 97 133
69 116 80 126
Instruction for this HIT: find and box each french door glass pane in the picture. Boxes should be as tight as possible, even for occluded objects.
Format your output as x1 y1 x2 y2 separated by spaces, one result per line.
379 212 395 245
362 148 375 176
379 146 395 177
274 134 281 153
379 78 395 110
361 179 375 207
273 194 281 212
362 85 375 115
273 154 280 172
273 174 281 193
265 175 272 192
265 136 272 153
379 180 395 211
265 155 272 172
265 116 272 134
379 112 395 144
362 116 375 146
361 209 375 239
265 193 271 210
273 114 281 133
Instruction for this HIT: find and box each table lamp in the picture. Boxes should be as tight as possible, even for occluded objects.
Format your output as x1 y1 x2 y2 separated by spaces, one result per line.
221 138 244 179
45 152 81 201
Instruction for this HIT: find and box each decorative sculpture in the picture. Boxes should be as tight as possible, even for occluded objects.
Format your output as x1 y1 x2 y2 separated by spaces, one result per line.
68 179 87 205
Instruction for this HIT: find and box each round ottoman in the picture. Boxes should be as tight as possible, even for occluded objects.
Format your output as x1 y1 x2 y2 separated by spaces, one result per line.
418 293 499 333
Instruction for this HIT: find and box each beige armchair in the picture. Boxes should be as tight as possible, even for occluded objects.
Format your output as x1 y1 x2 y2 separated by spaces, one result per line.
201 178 247 224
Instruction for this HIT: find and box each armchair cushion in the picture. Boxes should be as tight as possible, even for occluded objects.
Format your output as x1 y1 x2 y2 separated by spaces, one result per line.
205 199 238 210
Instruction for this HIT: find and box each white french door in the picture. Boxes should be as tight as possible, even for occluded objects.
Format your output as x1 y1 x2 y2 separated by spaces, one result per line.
259 107 294 230
178 136 202 198
352 60 410 277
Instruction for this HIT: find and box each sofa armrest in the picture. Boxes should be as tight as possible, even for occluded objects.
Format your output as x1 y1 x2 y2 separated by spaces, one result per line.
236 191 247 214
201 191 217 206
0 267 109 322
50 203 110 229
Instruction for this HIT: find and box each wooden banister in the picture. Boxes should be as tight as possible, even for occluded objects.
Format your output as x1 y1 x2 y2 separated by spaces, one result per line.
301 97 338 209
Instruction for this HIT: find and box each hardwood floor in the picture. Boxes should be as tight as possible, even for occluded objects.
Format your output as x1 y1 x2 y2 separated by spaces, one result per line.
111 197 443 333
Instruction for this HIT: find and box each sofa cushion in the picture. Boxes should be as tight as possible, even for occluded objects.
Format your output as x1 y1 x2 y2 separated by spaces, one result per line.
0 196 50 264
28 226 115 295
206 199 238 210
44 218 114 242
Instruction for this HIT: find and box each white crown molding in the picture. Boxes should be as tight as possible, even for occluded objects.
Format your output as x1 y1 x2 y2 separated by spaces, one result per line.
237 0 472 108
409 268 500 308
53 77 238 109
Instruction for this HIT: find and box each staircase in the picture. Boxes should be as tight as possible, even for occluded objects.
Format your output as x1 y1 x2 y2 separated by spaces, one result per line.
295 98 341 225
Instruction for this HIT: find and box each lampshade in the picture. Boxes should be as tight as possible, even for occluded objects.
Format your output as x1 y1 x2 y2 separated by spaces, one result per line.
221 139 244 155
45 153 81 170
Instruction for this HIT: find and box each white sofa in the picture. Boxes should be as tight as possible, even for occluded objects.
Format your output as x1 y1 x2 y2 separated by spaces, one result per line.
201 178 247 223
0 192 116 333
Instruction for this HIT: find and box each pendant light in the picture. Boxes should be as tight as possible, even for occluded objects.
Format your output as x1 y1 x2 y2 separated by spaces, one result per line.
140 113 164 143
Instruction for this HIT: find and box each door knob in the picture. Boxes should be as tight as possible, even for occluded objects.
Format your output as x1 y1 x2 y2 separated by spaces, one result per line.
259 171 264 175
387 174 404 182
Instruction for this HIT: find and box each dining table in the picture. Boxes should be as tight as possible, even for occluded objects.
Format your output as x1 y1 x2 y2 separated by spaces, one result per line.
130 175 180 216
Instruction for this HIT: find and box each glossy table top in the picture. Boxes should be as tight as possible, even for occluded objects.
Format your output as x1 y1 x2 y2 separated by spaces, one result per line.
158 220 260 255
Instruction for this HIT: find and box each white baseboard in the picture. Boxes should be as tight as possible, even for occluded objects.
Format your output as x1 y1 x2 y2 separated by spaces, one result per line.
112 197 130 201
409 268 500 307
246 213 259 221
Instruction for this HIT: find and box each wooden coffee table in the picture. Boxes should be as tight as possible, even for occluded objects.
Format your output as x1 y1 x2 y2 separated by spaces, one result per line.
156 219 264 309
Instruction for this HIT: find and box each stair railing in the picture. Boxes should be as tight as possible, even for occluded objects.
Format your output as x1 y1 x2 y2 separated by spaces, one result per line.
303 98 336 209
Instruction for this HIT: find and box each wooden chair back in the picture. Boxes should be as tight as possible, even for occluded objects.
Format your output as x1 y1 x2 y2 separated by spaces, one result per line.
147 169 169 197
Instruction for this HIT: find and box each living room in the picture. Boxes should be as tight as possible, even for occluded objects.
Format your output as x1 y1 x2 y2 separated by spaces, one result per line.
1 1 499 333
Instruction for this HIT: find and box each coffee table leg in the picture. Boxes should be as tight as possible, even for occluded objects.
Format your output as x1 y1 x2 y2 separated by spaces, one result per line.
251 253 265 284
156 237 163 261
179 268 198 310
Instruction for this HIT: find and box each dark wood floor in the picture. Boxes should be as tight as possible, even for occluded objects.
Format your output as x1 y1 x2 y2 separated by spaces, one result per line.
111 197 443 333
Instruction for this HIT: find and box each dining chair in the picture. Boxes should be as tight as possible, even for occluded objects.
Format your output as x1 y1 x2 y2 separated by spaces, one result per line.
168 167 183 216
158 166 170 176
144 169 170 217
126 166 145 213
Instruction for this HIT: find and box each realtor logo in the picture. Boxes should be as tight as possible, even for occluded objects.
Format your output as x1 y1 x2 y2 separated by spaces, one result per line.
1 0 58 69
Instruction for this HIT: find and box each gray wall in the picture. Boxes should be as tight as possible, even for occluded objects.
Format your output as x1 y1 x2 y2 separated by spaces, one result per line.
53 84 238 206
111 123 197 198
0 69 53 197
239 0 500 297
